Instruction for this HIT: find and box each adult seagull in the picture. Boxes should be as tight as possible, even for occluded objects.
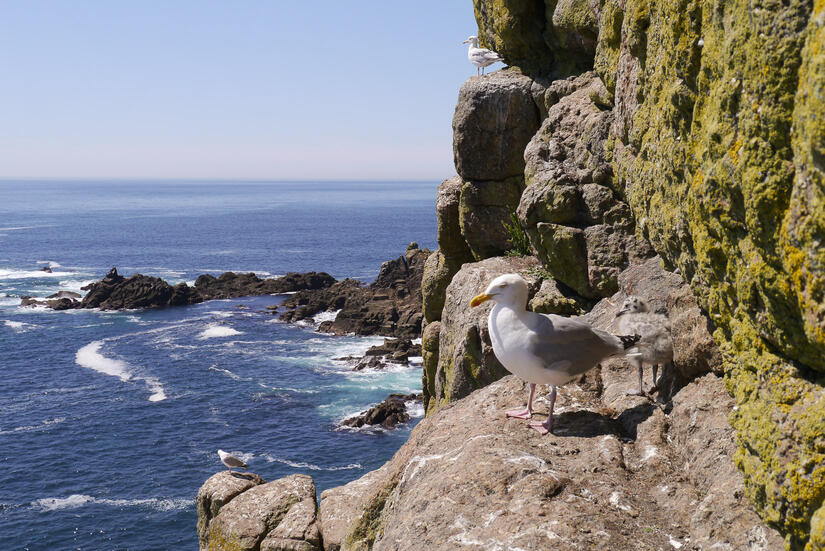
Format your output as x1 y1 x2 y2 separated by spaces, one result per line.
471 274 640 434
217 449 248 473
463 35 504 76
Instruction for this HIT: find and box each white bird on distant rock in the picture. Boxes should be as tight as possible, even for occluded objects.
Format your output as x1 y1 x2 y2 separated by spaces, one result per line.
471 274 641 434
615 296 673 396
217 449 248 473
463 35 504 76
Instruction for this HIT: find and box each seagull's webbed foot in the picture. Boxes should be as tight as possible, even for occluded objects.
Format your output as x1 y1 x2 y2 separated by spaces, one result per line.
529 417 553 435
506 408 533 419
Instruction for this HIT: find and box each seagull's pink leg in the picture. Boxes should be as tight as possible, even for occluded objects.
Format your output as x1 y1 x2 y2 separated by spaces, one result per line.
506 383 535 419
530 385 556 435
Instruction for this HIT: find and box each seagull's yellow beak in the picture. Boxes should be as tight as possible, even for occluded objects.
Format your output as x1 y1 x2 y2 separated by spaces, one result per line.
470 293 492 307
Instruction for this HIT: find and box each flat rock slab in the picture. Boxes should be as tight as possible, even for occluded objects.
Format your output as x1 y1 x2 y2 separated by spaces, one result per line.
320 373 783 551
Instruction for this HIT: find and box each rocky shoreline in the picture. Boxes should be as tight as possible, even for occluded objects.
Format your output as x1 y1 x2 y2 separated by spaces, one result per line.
19 243 430 341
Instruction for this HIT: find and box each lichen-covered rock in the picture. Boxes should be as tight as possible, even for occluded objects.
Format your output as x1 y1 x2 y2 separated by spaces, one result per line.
452 69 540 182
519 72 652 298
435 176 473 265
544 0 599 72
527 277 587 315
319 372 782 550
202 473 320 551
421 321 441 412
593 0 825 544
429 256 541 412
458 178 525 260
472 0 554 74
422 177 475 324
197 472 266 550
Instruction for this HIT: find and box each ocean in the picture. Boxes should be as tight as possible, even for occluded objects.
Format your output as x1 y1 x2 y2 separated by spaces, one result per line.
0 180 438 550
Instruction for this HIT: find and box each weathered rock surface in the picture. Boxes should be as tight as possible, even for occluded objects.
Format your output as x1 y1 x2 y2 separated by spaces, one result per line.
198 472 320 551
458 177 525 260
518 72 652 299
339 393 421 430
452 69 540 182
319 372 782 550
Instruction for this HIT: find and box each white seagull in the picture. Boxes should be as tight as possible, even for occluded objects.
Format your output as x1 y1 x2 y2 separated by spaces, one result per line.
463 35 504 76
217 449 248 473
471 274 641 434
615 296 673 395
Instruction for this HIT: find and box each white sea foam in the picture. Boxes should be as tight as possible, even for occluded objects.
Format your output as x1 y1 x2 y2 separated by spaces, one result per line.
406 400 425 418
263 455 361 471
75 341 168 401
312 309 340 324
0 268 64 280
198 324 242 339
76 341 132 381
0 417 66 435
32 494 191 512
35 260 62 268
3 320 39 332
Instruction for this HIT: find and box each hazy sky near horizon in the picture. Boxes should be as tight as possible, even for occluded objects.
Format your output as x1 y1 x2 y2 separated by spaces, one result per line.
0 2 480 180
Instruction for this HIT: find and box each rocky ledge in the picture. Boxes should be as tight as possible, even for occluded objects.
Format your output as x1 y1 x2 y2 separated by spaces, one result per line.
198 370 781 551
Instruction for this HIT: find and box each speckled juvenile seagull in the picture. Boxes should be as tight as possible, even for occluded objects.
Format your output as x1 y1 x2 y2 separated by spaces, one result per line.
471 274 641 434
217 449 248 473
615 295 673 395
463 35 504 76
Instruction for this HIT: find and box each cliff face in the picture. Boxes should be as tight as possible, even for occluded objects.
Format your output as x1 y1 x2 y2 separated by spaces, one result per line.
435 0 824 547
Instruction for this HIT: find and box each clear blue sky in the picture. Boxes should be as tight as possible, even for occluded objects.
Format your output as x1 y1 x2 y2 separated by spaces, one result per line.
0 2 481 180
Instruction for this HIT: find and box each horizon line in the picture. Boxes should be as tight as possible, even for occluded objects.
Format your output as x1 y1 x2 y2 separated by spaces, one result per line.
0 176 450 184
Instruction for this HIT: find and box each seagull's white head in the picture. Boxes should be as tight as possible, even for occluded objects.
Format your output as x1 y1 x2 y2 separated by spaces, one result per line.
217 449 228 459
463 35 479 46
616 295 648 316
470 273 529 309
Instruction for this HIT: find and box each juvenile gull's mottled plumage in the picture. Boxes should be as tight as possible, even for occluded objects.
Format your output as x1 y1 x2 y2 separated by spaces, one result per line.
615 296 673 395
462 35 504 76
217 449 248 473
471 274 640 434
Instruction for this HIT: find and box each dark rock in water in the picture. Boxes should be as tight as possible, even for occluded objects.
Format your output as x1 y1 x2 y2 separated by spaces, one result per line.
279 245 430 338
79 267 202 310
279 279 364 323
46 291 81 300
40 266 52 273
346 338 424 370
340 393 422 429
49 297 79 311
195 271 335 300
268 271 336 293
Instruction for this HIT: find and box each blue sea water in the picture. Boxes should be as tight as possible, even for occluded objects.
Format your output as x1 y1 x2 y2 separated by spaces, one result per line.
0 181 438 550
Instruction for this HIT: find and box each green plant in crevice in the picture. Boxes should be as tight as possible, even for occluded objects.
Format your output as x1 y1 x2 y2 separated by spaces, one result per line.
503 212 531 257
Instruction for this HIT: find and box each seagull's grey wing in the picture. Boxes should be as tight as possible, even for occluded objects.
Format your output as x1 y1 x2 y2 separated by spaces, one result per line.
528 314 624 378
223 455 247 468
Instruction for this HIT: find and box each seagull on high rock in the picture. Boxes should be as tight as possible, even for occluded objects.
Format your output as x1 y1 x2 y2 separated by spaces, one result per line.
217 449 248 473
615 295 673 396
471 274 641 435
463 35 504 76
